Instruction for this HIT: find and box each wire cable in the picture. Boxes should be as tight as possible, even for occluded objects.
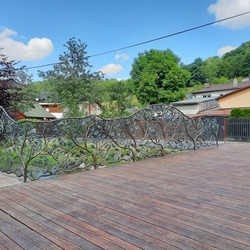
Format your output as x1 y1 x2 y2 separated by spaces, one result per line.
24 10 250 70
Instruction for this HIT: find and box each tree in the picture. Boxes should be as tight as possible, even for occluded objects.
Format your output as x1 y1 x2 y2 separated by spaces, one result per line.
98 79 134 118
0 48 35 112
130 49 190 105
38 37 103 117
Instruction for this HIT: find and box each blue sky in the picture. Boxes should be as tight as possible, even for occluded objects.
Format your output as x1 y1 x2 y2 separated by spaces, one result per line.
1 0 250 81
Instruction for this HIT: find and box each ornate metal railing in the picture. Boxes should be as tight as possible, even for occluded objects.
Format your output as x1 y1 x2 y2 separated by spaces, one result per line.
0 104 218 182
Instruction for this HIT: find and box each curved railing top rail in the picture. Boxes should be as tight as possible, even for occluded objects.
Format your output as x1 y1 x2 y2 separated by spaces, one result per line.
0 104 218 182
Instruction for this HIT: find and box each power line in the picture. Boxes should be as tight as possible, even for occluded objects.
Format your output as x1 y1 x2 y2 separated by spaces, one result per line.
24 62 63 70
89 10 250 57
25 10 250 70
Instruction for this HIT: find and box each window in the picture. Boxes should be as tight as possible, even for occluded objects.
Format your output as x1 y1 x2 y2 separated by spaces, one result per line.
203 94 211 98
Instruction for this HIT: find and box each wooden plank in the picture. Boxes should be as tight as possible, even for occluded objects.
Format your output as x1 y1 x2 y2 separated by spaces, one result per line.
8 181 234 249
0 231 23 250
1 189 141 250
0 209 61 250
0 217 41 250
0 143 250 249
51 180 248 250
0 196 83 250
2 187 175 250
72 174 250 245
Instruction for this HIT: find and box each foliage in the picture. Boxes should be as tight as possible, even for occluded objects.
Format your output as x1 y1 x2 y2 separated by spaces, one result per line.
182 40 250 87
31 80 55 94
0 48 36 113
130 49 190 105
229 108 243 118
229 108 250 118
98 78 135 118
38 37 103 117
0 104 218 182
243 109 250 118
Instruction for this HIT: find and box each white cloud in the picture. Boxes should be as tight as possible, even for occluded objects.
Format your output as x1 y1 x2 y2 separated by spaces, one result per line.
98 63 124 75
115 53 130 61
208 0 250 29
217 45 237 56
0 27 53 61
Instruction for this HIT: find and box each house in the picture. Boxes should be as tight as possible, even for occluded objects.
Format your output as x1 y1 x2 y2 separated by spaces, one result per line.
172 79 250 117
171 97 218 116
37 94 102 118
36 94 63 119
10 103 56 120
217 84 250 110
193 78 250 99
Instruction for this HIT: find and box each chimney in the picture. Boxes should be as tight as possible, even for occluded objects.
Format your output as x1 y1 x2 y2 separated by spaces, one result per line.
233 77 238 87
205 78 209 88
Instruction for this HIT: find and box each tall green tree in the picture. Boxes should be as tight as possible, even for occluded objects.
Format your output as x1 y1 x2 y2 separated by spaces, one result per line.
99 79 134 118
38 37 103 117
181 57 205 87
0 48 35 113
130 49 190 105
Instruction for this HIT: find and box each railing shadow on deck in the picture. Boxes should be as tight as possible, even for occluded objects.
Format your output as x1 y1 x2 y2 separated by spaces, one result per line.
0 104 219 182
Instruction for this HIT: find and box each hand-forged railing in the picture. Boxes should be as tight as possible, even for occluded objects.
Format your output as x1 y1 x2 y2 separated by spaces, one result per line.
0 104 218 182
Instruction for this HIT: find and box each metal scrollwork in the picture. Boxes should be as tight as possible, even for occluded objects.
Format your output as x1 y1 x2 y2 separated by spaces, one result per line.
0 104 218 182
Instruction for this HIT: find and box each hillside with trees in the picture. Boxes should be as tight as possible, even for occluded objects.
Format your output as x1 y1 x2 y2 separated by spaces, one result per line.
181 40 250 87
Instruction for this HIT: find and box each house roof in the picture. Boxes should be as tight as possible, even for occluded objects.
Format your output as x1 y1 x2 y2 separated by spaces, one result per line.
193 81 250 94
24 103 56 119
189 109 232 118
216 84 250 100
171 97 215 106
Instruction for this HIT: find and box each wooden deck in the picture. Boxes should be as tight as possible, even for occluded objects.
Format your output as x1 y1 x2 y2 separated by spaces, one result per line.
1 142 250 249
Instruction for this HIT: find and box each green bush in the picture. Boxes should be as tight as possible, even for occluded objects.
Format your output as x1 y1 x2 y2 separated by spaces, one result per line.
243 108 250 118
230 108 250 118
230 108 243 118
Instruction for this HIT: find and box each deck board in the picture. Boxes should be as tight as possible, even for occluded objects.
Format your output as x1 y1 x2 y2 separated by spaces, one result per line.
1 143 250 249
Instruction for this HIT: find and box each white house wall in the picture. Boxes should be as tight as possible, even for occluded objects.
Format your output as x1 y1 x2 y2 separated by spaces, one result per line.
51 112 63 119
175 105 199 115
195 90 232 98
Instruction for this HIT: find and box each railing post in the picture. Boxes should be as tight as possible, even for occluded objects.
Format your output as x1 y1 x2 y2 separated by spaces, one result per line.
224 115 227 142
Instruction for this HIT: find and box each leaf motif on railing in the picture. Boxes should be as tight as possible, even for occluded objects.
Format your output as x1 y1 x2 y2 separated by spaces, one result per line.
0 104 218 182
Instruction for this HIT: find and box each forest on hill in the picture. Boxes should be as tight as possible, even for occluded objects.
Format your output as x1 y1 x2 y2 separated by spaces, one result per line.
181 40 250 87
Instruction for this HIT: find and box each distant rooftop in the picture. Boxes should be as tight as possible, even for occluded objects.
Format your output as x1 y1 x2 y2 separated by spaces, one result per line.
24 103 56 119
193 81 250 94
171 97 215 106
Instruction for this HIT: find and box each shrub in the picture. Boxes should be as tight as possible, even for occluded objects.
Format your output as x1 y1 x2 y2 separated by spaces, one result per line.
242 108 250 118
230 108 243 118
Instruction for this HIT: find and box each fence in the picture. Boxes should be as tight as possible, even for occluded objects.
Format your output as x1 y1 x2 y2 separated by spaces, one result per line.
226 118 250 142
0 104 218 182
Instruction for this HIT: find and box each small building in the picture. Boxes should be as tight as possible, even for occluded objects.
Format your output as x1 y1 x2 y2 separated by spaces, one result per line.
171 97 219 116
36 94 63 119
37 94 102 118
10 103 56 120
193 79 250 99
171 79 250 117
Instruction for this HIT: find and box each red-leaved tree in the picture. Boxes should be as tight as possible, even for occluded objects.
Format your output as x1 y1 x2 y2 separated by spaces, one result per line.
0 48 35 112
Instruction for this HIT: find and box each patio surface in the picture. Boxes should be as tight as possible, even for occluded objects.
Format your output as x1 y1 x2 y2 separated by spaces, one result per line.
0 142 250 249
